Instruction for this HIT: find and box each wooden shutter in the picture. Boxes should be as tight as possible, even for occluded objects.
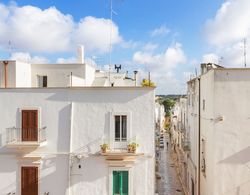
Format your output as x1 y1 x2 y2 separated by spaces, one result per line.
21 167 38 195
22 110 38 141
113 171 129 195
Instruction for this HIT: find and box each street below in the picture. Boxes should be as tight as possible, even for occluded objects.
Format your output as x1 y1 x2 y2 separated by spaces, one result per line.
156 135 184 195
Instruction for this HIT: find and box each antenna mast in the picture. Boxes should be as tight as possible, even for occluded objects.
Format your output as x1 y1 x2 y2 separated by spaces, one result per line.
8 40 12 58
244 38 247 67
109 0 113 85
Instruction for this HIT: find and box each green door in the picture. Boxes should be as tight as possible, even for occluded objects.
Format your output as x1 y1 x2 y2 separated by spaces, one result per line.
113 171 128 195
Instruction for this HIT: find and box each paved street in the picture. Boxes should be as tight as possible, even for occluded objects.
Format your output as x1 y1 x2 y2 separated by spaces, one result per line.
156 135 184 195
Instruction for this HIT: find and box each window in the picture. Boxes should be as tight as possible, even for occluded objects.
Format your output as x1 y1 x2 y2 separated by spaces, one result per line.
37 75 47 87
115 115 127 142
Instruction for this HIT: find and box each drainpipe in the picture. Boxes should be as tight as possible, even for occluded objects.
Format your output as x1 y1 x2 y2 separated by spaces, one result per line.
3 61 8 88
198 78 201 195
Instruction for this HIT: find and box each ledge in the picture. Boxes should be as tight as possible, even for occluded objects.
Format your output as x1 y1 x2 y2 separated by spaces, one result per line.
100 151 144 167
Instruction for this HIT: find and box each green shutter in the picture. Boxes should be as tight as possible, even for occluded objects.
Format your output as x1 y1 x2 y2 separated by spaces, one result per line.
113 171 129 195
121 171 128 195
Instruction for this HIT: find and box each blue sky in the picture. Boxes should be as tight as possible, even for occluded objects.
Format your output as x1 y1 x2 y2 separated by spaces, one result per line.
0 0 249 94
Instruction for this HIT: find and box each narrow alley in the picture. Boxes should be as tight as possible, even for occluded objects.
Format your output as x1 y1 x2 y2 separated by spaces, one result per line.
156 134 184 195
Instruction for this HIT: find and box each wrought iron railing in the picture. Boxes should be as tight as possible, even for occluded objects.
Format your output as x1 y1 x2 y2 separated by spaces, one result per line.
5 127 47 144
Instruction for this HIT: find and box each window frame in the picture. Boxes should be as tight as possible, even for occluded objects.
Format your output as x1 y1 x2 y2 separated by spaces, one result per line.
37 75 48 88
110 112 131 150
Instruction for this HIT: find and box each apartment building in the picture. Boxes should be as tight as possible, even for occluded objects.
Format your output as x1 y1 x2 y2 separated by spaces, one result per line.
0 58 155 195
155 102 165 133
186 78 199 195
179 63 250 195
199 65 250 195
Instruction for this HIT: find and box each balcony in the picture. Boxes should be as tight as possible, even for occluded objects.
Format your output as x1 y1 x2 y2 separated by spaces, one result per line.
5 127 47 148
100 140 143 167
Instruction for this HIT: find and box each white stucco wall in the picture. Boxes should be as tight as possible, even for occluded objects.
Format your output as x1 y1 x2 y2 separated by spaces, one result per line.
213 69 250 195
69 88 155 195
84 64 95 86
200 69 250 195
0 88 72 195
31 64 87 87
15 61 31 87
200 70 215 195
0 87 155 195
187 78 199 195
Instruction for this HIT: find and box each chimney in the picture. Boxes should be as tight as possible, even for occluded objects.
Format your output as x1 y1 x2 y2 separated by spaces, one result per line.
77 45 85 64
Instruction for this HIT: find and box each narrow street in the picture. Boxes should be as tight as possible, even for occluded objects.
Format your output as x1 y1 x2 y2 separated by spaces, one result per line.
156 134 184 195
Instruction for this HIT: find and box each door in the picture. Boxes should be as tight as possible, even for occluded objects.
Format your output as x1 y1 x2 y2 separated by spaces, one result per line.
21 167 38 195
113 171 128 195
22 110 38 141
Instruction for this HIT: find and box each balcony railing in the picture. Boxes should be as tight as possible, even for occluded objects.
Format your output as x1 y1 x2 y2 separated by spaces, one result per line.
5 127 47 147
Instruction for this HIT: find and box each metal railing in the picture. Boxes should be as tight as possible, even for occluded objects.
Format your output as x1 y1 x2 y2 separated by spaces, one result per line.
5 127 46 144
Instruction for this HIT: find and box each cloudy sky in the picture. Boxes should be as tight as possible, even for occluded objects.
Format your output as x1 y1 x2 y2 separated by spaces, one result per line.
0 0 249 94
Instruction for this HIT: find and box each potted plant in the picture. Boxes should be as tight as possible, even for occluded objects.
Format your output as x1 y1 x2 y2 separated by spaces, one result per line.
127 142 139 153
100 143 109 153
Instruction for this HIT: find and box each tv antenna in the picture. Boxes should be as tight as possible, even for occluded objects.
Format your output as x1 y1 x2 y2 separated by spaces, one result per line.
244 38 247 67
108 0 118 85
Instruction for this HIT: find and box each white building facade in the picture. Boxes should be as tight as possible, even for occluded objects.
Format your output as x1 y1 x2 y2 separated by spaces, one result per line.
155 102 165 133
199 67 250 195
182 63 250 195
0 60 155 195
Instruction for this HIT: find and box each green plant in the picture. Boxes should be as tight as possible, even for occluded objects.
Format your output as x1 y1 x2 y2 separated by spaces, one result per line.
141 79 156 87
127 142 139 153
100 143 109 152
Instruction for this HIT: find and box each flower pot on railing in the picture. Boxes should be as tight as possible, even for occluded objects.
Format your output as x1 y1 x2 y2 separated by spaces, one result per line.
100 143 109 153
127 142 139 153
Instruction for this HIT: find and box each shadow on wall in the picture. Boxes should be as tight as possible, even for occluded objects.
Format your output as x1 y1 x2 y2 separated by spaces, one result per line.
70 156 108 193
220 178 250 195
73 136 102 154
219 146 250 165
57 105 71 152
40 155 70 195
0 157 17 194
46 89 150 103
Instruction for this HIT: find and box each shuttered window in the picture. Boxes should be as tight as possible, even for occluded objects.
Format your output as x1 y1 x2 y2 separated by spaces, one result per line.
113 171 129 195
22 110 38 141
21 167 38 195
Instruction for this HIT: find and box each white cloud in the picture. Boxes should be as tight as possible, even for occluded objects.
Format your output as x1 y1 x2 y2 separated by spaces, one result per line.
133 42 187 94
75 16 122 53
142 43 158 51
151 25 170 37
202 53 219 64
205 0 250 46
133 42 186 72
56 57 77 64
120 40 141 49
0 3 122 54
10 52 49 63
203 0 250 67
56 56 97 66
